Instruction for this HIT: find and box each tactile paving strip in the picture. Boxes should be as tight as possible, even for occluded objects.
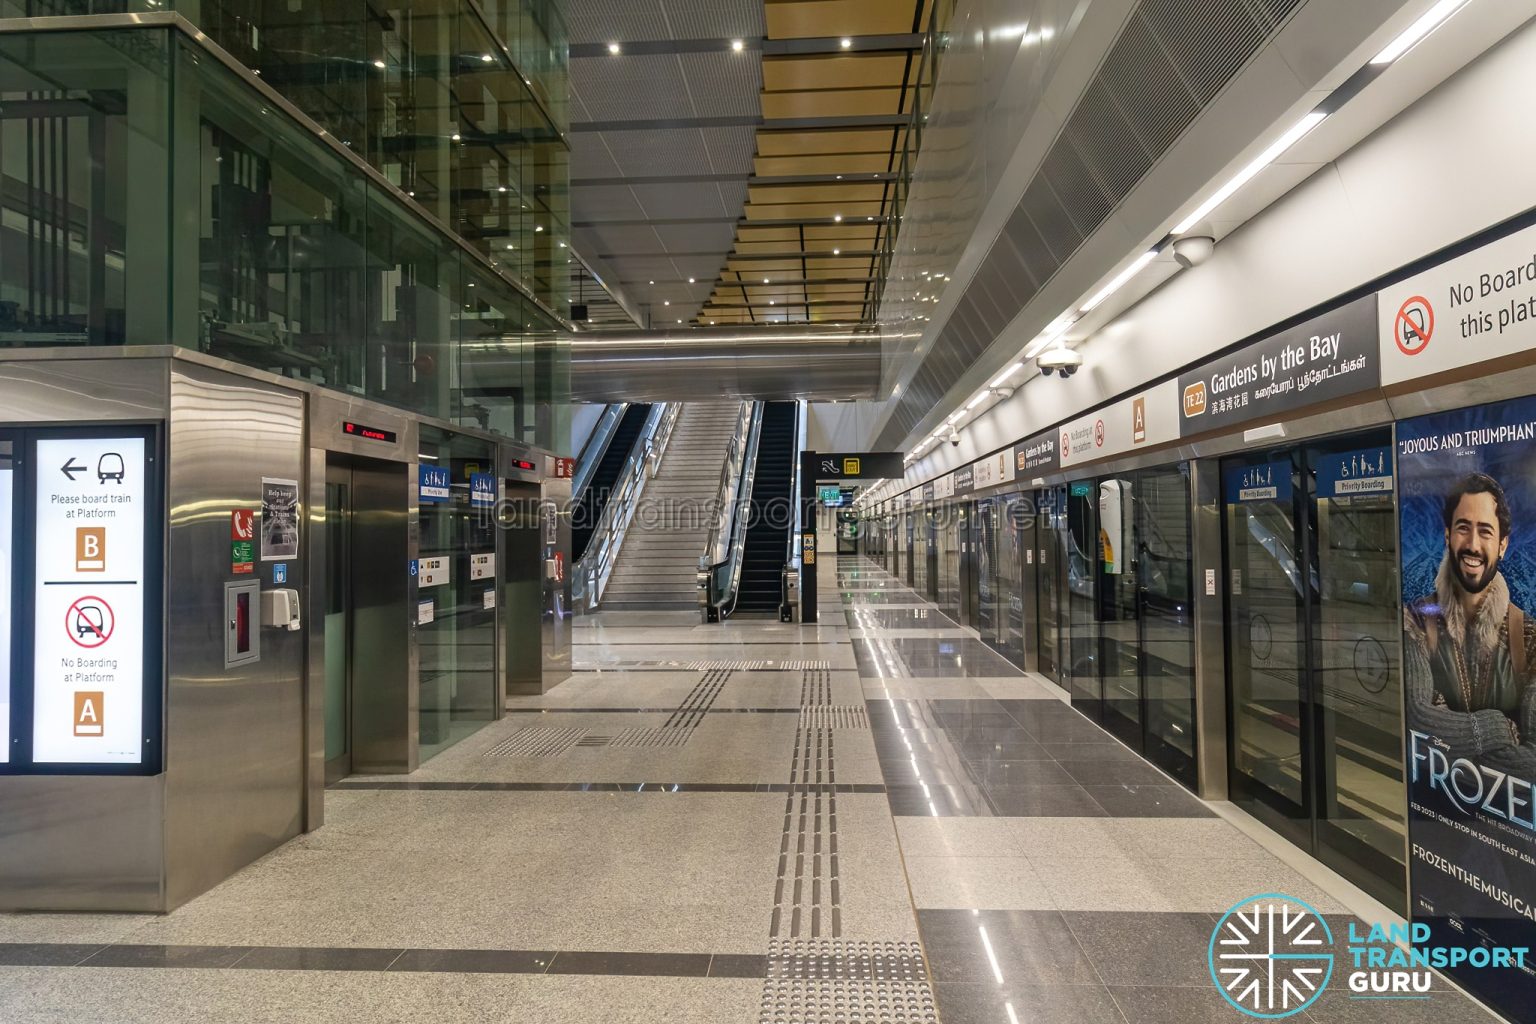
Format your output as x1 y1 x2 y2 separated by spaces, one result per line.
800 666 834 707
758 941 937 1024
482 727 586 757
797 706 869 730
608 726 690 749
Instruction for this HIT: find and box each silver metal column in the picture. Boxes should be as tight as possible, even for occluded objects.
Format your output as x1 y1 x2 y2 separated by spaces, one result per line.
1189 458 1229 801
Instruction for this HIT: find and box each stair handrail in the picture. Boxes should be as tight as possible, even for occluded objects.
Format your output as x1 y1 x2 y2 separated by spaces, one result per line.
699 401 760 617
572 402 626 498
715 403 765 618
573 402 680 612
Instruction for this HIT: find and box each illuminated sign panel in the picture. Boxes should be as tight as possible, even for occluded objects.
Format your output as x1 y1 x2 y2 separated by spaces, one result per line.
32 436 148 765
342 421 397 443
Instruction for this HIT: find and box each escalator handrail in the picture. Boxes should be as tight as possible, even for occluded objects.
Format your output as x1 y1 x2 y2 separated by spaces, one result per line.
785 400 807 579
701 401 757 571
710 403 765 618
572 402 680 610
572 403 626 498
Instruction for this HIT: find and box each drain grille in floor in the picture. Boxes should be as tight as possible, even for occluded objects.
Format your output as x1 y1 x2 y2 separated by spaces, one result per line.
482 727 585 757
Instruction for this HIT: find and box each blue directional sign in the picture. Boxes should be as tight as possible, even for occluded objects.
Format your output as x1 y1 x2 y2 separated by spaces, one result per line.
1225 461 1292 504
470 472 496 508
419 464 450 504
1316 447 1393 499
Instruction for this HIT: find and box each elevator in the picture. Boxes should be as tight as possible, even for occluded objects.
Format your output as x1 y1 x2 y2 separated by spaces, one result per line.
322 455 409 782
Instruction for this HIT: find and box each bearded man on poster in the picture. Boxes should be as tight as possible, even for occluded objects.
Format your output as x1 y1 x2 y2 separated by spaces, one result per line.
1404 472 1536 773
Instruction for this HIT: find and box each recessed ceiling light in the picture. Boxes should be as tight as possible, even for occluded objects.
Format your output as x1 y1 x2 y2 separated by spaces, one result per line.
506 244 514 250
731 39 744 51
1371 0 1469 63
481 54 493 62
836 175 842 180
688 277 695 283
450 132 461 141
763 277 770 284
498 185 507 193
840 37 852 48
664 300 671 306
833 248 841 255
677 319 682 324
608 42 621 54
535 225 544 232
373 59 386 69
833 214 843 222
769 300 776 305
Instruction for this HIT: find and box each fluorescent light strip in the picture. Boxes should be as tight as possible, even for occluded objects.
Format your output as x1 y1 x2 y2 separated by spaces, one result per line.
1173 111 1326 234
1080 250 1157 313
1371 0 1469 64
1022 316 1076 359
966 394 987 411
990 362 1023 388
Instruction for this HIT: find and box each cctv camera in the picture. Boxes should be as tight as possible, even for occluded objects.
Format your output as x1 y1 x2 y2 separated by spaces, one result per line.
948 431 960 447
1172 235 1215 270
1036 346 1083 378
991 385 1016 400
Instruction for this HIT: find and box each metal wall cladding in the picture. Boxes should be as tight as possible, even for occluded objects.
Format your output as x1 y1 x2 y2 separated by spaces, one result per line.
164 366 309 909
876 0 1306 449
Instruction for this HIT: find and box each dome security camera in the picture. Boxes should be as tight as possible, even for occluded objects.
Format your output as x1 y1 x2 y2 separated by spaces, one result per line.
1172 235 1215 269
1036 346 1083 378
948 431 961 447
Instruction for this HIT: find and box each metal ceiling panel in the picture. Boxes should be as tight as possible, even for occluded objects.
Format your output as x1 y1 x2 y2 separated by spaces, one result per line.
572 54 695 120
681 52 766 117
585 223 666 255
659 0 766 40
596 128 716 177
571 184 648 221
652 222 739 252
568 132 624 178
567 0 668 44
631 183 729 219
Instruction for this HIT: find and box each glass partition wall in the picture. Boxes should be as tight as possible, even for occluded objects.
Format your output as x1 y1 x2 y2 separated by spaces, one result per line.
1058 468 1197 787
0 27 569 451
1222 428 1406 910
418 426 499 761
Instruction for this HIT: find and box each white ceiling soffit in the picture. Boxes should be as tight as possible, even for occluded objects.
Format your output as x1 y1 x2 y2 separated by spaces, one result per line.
870 0 1460 452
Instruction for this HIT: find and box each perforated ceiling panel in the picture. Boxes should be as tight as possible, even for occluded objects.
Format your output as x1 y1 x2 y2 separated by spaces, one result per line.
875 0 1305 448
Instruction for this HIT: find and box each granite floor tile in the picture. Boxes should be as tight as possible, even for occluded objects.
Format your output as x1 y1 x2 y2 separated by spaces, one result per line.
984 784 1106 817
894 816 1024 858
1061 911 1216 986
1085 783 1216 818
934 981 1129 1024
388 948 554 974
232 946 405 971
903 855 1055 910
917 909 1100 986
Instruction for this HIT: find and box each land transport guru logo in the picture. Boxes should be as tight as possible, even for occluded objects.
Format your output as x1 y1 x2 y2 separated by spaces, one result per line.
1210 893 1532 1018
1209 894 1333 1018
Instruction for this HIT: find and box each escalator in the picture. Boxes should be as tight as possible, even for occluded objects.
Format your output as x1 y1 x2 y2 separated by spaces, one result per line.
572 403 651 561
735 401 798 613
